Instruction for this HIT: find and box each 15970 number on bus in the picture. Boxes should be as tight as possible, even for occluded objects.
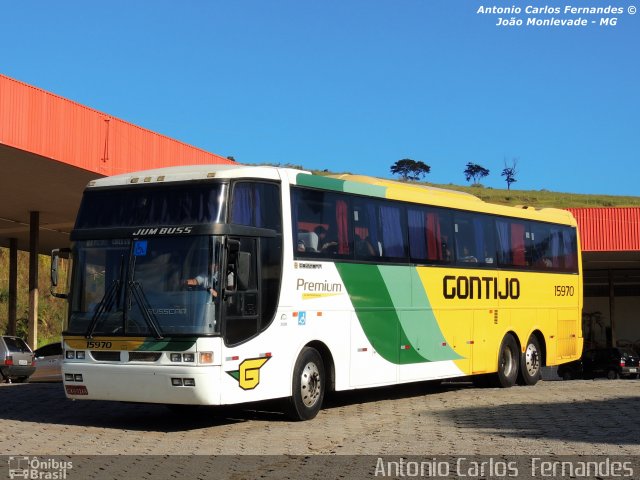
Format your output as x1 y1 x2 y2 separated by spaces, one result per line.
554 285 575 296
86 341 113 349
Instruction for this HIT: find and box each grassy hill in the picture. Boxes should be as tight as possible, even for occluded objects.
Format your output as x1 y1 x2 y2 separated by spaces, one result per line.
2 169 639 345
420 183 640 208
307 168 640 209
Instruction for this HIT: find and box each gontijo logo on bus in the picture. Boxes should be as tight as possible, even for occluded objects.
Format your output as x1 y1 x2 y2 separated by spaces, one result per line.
227 357 271 390
443 275 520 300
296 278 343 300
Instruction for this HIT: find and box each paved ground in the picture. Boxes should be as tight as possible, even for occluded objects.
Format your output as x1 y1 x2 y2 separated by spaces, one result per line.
1 377 639 457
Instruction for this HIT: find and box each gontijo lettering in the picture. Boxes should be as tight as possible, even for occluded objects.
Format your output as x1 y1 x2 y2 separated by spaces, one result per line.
443 275 520 300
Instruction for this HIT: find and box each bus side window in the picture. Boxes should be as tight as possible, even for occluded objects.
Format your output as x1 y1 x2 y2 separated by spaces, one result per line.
454 214 480 264
292 188 352 259
353 203 378 259
560 227 578 272
231 182 282 230
496 218 530 268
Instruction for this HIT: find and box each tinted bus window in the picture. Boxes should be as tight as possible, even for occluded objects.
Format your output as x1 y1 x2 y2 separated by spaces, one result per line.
407 206 453 264
352 199 408 262
292 188 352 258
75 184 225 229
530 223 578 272
454 213 497 267
496 218 530 268
231 182 282 231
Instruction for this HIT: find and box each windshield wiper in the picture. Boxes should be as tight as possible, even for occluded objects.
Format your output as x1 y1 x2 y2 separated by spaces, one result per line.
129 281 164 339
85 254 126 339
85 279 121 339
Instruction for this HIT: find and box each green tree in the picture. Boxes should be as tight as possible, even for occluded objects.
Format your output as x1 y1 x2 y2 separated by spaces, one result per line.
501 158 518 190
390 159 431 181
463 162 490 185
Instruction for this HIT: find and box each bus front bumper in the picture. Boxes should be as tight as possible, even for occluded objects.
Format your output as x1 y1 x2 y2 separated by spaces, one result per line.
62 363 222 405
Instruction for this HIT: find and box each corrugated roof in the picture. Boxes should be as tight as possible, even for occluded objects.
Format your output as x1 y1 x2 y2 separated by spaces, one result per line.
567 208 640 252
0 74 234 176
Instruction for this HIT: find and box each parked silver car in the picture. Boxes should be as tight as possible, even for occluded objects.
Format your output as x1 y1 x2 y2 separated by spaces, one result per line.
0 336 35 383
31 342 63 382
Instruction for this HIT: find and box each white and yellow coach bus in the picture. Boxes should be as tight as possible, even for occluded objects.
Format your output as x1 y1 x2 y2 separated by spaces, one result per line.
51 165 582 420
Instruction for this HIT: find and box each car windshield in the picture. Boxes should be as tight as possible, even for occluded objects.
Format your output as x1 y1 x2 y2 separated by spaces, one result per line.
67 236 223 336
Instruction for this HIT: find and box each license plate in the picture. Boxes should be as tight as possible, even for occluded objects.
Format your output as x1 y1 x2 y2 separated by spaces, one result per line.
65 385 89 396
629 368 637 373
18 359 28 366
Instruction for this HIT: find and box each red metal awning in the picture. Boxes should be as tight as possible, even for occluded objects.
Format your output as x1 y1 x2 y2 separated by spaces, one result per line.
0 73 233 176
567 208 640 252
0 74 235 252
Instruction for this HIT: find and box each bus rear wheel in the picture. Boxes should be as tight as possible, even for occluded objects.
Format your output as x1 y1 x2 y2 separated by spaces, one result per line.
491 334 519 388
286 347 325 421
518 335 542 386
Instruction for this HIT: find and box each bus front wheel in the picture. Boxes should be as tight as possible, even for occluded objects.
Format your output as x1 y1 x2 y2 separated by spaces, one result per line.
491 334 519 388
286 347 325 421
518 335 542 386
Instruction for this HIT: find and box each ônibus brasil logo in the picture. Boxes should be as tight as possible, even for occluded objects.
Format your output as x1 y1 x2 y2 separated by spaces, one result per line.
8 457 73 479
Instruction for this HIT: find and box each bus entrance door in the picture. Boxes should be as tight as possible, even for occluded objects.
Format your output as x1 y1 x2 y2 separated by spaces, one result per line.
222 238 260 346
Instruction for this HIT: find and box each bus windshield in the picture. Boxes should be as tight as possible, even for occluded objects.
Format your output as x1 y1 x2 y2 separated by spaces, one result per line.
67 236 223 336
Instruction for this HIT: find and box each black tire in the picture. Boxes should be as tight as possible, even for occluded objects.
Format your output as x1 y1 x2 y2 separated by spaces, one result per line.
286 347 325 421
562 371 573 381
607 369 619 380
491 334 520 388
518 335 542 386
14 376 29 384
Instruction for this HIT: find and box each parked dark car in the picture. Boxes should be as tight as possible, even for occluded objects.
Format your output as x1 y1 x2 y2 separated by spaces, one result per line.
0 336 36 383
583 347 639 379
30 342 63 382
558 347 639 380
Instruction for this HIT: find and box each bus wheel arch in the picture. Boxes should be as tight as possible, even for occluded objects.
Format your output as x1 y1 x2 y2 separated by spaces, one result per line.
491 332 520 388
306 340 335 393
518 331 545 386
285 344 330 421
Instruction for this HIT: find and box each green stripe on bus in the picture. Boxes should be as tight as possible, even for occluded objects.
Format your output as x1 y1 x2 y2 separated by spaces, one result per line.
342 181 387 198
296 174 346 192
296 173 387 198
335 263 403 363
376 266 462 362
336 263 460 364
375 265 429 363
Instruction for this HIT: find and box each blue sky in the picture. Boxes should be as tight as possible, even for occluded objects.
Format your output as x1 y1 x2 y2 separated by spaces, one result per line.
1 1 638 195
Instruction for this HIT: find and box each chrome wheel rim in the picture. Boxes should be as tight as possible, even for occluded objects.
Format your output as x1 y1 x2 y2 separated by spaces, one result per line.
525 343 540 377
300 361 321 408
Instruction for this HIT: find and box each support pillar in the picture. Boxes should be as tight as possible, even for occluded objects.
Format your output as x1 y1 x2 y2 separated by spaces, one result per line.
28 211 39 349
609 269 615 347
7 238 18 336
